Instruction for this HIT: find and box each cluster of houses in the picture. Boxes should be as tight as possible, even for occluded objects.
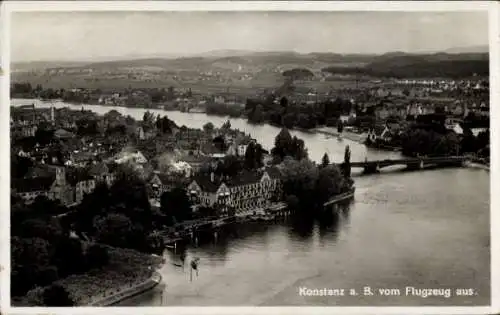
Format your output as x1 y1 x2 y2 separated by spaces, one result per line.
394 79 489 92
11 105 285 217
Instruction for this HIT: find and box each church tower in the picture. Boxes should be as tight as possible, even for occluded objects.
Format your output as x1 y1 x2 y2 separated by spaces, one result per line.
55 167 66 186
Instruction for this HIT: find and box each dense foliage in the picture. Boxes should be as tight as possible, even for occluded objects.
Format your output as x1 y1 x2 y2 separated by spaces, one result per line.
279 158 351 216
400 129 460 157
270 130 353 217
271 128 308 163
11 196 111 303
245 96 354 129
321 54 489 78
282 68 314 80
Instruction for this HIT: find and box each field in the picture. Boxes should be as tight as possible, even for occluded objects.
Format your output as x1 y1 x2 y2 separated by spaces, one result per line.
11 71 378 97
11 51 488 96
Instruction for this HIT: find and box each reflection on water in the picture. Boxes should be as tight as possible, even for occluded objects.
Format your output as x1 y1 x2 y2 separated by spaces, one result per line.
117 168 489 307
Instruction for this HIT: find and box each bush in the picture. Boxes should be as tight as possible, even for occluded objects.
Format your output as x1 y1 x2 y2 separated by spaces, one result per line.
43 284 75 306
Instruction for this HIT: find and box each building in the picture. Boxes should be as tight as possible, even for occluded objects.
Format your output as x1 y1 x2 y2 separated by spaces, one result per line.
88 161 116 187
148 171 188 199
11 124 38 139
114 150 148 165
445 118 464 135
187 167 282 216
67 169 96 204
367 123 402 144
12 166 75 205
136 125 156 140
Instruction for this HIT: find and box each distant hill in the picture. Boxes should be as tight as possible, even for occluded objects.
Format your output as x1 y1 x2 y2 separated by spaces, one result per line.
11 49 489 79
443 45 488 54
322 52 489 78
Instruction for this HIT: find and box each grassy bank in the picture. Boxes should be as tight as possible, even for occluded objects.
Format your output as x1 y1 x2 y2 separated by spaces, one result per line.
13 245 164 306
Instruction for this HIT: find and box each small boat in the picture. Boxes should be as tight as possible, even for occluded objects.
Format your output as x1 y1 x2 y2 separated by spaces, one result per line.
172 263 183 267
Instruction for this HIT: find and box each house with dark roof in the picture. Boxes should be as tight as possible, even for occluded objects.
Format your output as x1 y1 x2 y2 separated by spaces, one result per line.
67 168 96 203
12 176 56 204
88 161 115 187
187 166 282 216
148 172 189 199
54 128 75 140
12 166 75 205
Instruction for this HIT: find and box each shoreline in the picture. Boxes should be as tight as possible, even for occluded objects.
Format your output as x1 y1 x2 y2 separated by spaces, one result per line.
312 126 367 144
13 97 361 141
465 161 490 171
87 271 162 306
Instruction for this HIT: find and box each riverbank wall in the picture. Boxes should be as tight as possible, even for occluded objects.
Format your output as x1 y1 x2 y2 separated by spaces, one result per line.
465 162 490 171
87 271 162 306
312 127 367 144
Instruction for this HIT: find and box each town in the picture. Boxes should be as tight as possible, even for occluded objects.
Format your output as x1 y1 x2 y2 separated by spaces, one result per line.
10 75 489 305
11 101 358 306
8 8 492 309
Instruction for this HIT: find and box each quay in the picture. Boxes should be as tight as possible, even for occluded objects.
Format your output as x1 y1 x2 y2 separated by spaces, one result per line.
159 188 356 247
87 271 162 306
313 127 367 144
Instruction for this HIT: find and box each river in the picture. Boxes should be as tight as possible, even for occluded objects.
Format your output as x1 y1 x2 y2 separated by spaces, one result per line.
12 99 490 306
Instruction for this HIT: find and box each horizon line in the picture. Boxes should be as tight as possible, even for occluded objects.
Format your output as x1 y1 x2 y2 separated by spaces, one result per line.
11 46 490 64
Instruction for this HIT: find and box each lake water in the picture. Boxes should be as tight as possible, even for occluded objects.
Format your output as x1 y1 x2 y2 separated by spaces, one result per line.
12 99 491 306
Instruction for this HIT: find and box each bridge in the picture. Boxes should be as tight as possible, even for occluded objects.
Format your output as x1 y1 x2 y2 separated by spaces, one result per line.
335 156 467 174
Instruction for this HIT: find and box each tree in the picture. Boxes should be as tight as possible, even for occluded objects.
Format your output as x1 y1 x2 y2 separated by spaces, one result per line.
212 135 227 152
321 153 330 167
280 158 319 211
220 155 243 176
254 143 264 168
221 120 231 130
94 213 133 248
244 142 256 169
203 122 215 133
36 265 59 287
160 188 193 225
280 96 289 108
26 286 45 306
43 284 75 306
290 136 308 160
86 244 110 269
52 237 86 277
285 194 300 212
272 128 293 161
342 145 351 178
11 154 33 179
316 165 345 202
109 165 152 227
337 120 344 133
271 129 308 162
249 105 264 124
142 110 155 127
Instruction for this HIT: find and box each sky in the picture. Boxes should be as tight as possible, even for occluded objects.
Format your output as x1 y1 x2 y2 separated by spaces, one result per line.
11 11 489 62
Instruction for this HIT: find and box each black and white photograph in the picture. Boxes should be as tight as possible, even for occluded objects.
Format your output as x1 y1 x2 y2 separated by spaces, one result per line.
2 1 496 312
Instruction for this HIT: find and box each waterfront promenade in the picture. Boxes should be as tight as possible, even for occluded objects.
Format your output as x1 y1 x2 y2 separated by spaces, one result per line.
87 272 162 306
